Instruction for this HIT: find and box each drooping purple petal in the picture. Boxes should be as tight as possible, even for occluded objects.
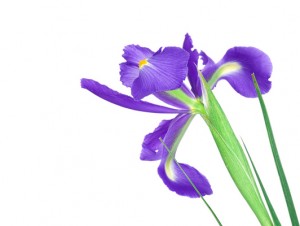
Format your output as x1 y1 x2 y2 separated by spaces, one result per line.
157 114 212 197
158 161 213 197
81 79 188 114
140 119 173 161
183 34 202 97
131 47 189 100
122 45 154 65
202 47 272 97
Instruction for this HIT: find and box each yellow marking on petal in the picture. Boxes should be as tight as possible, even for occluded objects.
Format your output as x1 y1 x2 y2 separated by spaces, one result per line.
138 59 148 69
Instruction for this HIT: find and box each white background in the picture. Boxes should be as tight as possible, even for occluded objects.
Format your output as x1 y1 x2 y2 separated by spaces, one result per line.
0 0 299 225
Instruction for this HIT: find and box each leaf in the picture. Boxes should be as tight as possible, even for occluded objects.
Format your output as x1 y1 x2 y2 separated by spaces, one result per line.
242 140 281 226
252 73 299 226
199 72 273 226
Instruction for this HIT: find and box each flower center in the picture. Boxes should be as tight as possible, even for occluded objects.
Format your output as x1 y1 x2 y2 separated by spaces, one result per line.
138 59 148 69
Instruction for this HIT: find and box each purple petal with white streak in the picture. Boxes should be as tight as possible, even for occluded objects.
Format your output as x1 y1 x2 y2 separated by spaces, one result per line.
81 79 188 114
158 161 213 197
157 114 212 197
202 47 272 97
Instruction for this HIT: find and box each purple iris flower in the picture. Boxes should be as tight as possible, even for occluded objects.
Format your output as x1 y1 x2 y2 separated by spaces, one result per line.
81 33 272 198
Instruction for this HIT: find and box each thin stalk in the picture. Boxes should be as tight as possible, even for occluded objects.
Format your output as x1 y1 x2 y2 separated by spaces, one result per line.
252 73 299 225
242 140 281 226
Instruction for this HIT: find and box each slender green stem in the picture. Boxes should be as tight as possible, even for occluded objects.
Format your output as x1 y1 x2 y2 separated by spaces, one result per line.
242 140 281 226
252 73 299 226
159 138 223 226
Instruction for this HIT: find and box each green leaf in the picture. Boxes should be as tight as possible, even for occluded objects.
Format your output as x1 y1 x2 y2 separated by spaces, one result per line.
252 74 299 226
199 72 273 226
242 140 281 226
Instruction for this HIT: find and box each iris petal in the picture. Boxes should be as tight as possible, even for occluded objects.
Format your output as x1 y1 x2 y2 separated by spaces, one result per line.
159 160 213 197
157 114 212 197
140 119 173 161
131 47 189 100
120 45 154 88
202 47 272 97
120 63 140 87
122 45 154 65
81 79 188 113
183 34 202 97
200 50 215 68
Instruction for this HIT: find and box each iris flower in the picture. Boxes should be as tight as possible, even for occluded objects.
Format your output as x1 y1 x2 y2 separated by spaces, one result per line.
81 34 272 198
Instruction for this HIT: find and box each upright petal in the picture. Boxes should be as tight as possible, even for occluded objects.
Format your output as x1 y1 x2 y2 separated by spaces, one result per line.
120 63 140 87
202 47 272 97
122 45 154 65
183 34 202 97
81 79 188 113
192 50 216 97
200 50 215 68
183 33 194 51
131 47 189 100
140 119 173 161
157 114 212 197
120 45 155 88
